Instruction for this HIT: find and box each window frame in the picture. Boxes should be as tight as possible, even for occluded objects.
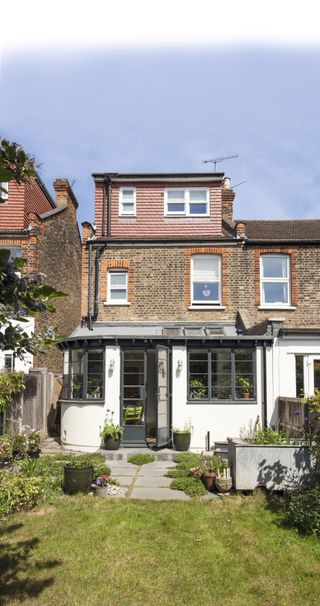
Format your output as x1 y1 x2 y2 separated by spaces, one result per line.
68 348 105 400
164 188 209 217
191 254 221 306
0 182 8 202
119 187 136 217
187 347 256 403
260 254 290 307
107 270 129 305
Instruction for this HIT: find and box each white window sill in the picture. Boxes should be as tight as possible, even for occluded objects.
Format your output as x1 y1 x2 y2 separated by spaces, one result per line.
119 215 136 218
188 305 226 310
104 302 131 306
258 306 296 311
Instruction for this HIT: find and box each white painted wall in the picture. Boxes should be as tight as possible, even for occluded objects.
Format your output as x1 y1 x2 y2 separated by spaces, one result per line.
61 345 121 452
275 338 320 398
172 345 265 451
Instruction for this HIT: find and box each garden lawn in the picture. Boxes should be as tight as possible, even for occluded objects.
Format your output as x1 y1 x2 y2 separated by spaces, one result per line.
0 493 319 606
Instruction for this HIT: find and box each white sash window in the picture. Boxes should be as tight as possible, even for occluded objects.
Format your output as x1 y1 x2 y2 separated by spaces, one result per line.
191 254 221 304
260 255 290 306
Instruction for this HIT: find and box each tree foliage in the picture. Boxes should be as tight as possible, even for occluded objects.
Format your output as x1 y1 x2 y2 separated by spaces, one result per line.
0 139 67 357
0 138 36 202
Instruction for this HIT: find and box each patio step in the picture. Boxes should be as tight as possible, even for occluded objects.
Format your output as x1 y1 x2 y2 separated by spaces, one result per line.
100 448 176 461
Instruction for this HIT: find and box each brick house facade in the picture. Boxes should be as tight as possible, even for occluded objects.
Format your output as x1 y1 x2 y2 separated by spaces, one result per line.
58 172 320 452
0 177 82 373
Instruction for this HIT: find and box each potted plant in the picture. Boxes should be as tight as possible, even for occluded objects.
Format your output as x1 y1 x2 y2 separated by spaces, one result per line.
172 421 192 451
238 377 252 399
27 432 41 458
215 467 232 493
63 456 94 494
201 460 217 491
100 423 123 450
189 379 207 399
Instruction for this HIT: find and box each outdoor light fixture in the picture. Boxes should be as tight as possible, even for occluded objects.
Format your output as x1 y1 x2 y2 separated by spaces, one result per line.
177 359 183 371
109 359 115 371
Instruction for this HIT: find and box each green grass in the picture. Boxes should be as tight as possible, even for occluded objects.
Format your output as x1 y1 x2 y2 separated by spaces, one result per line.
0 493 319 606
127 454 155 466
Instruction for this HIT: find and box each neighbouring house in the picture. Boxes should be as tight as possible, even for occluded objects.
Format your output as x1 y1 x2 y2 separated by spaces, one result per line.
58 171 320 452
0 176 82 374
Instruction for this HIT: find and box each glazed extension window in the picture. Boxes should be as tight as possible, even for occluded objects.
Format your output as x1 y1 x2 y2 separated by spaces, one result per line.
260 254 290 306
188 348 255 401
69 349 104 400
191 254 221 305
165 188 209 216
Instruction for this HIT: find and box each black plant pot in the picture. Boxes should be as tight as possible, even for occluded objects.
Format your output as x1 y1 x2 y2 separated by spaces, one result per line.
63 465 94 494
173 432 191 451
27 450 41 459
104 437 121 451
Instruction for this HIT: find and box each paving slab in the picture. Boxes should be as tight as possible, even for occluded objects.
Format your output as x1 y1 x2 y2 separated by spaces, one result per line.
134 476 172 488
130 487 191 501
110 466 137 476
114 477 133 487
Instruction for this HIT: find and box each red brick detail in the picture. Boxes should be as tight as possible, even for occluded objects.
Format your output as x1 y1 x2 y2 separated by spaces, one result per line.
184 247 230 307
99 259 135 303
0 182 25 230
254 248 299 306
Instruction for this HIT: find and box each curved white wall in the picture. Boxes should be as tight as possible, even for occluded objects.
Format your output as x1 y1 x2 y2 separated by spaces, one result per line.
61 345 121 452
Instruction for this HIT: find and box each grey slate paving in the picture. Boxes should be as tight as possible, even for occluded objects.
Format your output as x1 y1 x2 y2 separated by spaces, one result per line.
134 476 172 487
130 487 191 501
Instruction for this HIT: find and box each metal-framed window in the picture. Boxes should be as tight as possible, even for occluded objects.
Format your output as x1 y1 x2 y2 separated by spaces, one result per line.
107 270 128 304
191 254 221 305
165 188 209 216
69 348 104 400
188 348 256 401
260 254 290 306
4 353 15 372
119 187 136 216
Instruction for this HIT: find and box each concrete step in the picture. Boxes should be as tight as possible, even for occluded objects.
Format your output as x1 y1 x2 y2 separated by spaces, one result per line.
100 448 176 461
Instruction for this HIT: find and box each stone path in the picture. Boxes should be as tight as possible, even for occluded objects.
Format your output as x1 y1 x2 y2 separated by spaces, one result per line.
108 458 219 501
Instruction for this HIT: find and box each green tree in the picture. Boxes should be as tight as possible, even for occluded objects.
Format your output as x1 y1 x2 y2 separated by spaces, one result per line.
0 138 67 357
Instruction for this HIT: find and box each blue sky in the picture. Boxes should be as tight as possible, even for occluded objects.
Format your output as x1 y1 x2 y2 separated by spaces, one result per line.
1 2 320 225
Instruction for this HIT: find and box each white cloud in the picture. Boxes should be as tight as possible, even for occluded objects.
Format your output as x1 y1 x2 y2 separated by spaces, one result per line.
2 0 320 54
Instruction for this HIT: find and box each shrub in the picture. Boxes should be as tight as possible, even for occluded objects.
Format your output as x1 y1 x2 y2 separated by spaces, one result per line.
0 435 12 465
128 454 155 466
0 471 42 515
0 371 25 413
12 434 27 457
170 476 207 497
100 423 123 440
27 431 41 453
285 485 320 537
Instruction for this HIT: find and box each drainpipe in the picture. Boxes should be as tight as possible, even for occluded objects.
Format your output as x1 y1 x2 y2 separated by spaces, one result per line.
107 177 112 239
102 180 106 238
87 240 93 330
262 342 268 428
93 245 106 321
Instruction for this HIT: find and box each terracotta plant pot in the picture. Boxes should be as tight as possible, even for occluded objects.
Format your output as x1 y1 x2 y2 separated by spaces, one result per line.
104 437 121 450
202 472 216 491
173 432 191 451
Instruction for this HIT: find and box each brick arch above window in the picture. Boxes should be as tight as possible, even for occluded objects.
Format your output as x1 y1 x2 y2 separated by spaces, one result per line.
184 247 230 308
99 259 135 303
254 247 299 307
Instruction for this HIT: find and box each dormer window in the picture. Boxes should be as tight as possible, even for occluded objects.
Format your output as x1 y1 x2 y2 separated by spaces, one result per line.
119 187 136 216
165 188 209 216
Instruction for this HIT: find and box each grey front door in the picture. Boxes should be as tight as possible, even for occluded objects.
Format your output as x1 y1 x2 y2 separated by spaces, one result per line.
156 345 171 448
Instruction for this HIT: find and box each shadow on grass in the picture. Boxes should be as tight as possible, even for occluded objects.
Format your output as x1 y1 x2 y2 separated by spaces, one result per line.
0 524 62 605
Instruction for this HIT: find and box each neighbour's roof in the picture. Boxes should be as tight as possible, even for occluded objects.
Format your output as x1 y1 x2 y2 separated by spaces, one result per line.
92 172 224 182
242 220 320 242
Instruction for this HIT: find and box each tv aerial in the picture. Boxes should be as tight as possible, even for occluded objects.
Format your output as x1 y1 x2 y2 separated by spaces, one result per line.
202 154 238 172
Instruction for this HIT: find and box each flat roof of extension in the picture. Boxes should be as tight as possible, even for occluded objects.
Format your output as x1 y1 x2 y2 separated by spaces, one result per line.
92 172 225 182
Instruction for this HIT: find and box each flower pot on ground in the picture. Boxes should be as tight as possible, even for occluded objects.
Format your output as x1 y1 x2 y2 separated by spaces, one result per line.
202 471 216 491
215 476 232 493
172 422 192 451
63 457 94 494
100 422 123 450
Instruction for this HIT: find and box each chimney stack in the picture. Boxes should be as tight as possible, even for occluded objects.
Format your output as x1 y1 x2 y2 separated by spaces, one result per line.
53 179 78 217
221 176 235 220
235 221 246 239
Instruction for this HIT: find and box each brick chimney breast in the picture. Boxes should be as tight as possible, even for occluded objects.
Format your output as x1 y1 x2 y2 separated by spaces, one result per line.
221 176 235 220
53 179 78 217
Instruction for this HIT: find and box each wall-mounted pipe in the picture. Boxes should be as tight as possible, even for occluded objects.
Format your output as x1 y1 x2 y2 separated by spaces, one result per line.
87 241 93 330
262 342 267 428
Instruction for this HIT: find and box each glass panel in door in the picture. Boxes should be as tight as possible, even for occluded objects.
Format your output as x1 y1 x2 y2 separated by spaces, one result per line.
156 346 170 448
122 350 146 444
